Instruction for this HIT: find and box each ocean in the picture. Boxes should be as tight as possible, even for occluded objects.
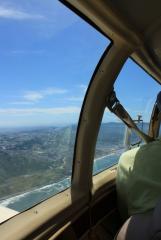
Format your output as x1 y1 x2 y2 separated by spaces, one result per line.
0 151 122 212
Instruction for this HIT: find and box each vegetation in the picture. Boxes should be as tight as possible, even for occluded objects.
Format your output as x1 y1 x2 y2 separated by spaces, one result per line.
0 122 148 199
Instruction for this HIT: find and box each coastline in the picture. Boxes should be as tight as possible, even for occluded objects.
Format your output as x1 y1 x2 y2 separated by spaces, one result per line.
94 148 124 161
0 177 71 208
0 150 124 211
94 153 114 161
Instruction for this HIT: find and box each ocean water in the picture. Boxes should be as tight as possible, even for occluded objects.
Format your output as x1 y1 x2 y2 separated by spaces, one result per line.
93 149 123 175
0 151 122 212
0 178 71 212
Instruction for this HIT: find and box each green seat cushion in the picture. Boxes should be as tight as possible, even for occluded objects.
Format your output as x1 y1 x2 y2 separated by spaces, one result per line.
116 138 161 219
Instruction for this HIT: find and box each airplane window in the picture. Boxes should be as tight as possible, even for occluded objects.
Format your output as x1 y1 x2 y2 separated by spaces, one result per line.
93 112 125 175
0 0 110 215
115 59 160 131
93 58 160 175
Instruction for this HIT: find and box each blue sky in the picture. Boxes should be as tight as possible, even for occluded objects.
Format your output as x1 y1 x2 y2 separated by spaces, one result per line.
0 0 160 127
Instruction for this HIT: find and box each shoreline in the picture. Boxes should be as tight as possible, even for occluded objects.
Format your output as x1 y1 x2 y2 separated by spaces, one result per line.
0 150 124 208
0 177 71 206
94 153 114 161
94 148 124 161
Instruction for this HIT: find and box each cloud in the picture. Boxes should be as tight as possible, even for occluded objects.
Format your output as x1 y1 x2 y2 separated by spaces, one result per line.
13 87 68 104
42 88 67 95
79 84 87 93
79 84 87 90
0 107 80 115
11 101 35 105
23 92 44 102
0 6 44 20
9 88 67 105
67 97 84 102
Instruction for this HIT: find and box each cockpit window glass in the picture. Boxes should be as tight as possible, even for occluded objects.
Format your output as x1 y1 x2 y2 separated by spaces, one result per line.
115 59 160 128
93 58 160 175
0 0 109 216
93 111 125 175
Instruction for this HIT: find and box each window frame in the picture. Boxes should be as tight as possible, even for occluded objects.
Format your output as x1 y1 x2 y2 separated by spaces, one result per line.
0 0 109 215
1 2 160 239
0 40 132 238
92 57 161 177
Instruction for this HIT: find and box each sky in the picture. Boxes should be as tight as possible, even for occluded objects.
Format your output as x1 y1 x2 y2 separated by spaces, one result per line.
0 0 160 127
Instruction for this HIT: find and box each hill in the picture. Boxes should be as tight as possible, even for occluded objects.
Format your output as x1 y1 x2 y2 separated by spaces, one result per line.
0 122 149 199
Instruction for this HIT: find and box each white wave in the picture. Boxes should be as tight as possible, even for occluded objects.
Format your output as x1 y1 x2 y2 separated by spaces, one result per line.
94 148 125 162
0 177 70 207
0 191 30 207
94 153 114 162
